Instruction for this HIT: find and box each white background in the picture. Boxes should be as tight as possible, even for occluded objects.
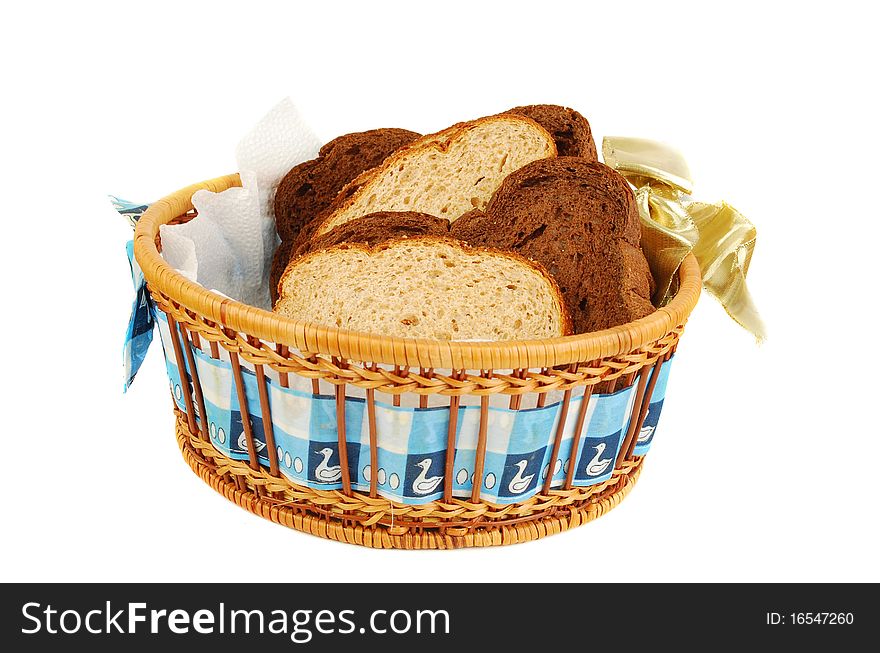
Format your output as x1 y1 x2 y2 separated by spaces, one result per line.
1 1 878 583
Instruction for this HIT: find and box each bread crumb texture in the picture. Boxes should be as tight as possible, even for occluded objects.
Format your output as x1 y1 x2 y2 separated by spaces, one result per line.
318 116 556 235
275 239 566 341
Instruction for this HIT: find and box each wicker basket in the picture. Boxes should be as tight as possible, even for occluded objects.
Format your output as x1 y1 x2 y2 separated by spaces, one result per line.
133 174 702 549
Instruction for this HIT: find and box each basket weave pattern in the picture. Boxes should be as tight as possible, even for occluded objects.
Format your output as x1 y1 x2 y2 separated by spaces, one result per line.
134 175 701 549
176 410 644 548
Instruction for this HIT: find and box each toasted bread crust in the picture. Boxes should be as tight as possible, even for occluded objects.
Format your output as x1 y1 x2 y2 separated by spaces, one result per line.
302 211 451 255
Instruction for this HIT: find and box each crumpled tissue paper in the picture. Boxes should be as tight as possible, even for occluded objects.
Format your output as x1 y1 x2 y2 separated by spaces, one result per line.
159 98 322 309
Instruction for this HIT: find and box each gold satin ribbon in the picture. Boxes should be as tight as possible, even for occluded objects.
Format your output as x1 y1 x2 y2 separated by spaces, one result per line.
603 137 766 342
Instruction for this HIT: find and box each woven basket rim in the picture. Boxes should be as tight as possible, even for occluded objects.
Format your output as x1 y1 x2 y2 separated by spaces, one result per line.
133 173 701 369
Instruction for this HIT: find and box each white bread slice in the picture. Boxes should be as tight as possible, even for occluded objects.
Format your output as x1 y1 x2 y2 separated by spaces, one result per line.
314 115 557 237
274 237 570 340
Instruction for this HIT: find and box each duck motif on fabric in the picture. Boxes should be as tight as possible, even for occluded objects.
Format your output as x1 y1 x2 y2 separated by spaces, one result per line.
585 443 613 477
412 458 443 495
314 447 342 483
507 459 535 495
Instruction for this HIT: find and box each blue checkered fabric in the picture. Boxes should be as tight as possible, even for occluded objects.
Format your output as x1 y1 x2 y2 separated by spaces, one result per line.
632 360 674 457
155 310 674 505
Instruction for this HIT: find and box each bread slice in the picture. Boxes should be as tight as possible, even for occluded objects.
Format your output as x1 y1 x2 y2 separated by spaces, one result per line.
505 104 597 159
274 128 421 243
313 115 557 237
450 157 655 334
274 237 570 340
271 211 451 305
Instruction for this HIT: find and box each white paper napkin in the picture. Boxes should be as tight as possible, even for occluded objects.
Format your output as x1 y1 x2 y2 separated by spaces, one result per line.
160 98 322 309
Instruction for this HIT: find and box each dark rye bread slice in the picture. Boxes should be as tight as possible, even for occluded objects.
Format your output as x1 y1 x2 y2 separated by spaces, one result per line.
271 212 451 305
450 157 655 334
505 105 597 160
273 127 421 243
